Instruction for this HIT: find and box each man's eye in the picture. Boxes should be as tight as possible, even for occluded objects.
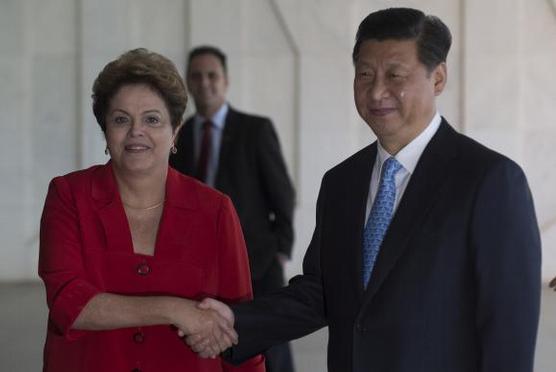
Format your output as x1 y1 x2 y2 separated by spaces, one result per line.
389 73 405 80
189 73 202 80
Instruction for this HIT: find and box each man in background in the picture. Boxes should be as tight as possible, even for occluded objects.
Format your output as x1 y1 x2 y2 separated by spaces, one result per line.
170 45 296 372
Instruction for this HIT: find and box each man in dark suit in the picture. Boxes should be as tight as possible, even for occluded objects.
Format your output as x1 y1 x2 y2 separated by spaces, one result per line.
187 8 542 372
170 46 296 372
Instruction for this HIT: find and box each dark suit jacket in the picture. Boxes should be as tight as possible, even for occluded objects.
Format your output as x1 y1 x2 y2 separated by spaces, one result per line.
170 107 295 288
227 119 542 372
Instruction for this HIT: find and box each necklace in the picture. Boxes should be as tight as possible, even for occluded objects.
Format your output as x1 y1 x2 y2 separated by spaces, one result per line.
123 200 165 211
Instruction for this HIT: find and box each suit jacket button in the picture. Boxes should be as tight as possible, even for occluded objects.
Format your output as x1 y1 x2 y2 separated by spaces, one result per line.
133 331 145 343
136 262 150 276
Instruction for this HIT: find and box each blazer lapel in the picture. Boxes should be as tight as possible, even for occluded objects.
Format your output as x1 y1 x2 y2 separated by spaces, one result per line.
91 162 133 253
361 120 459 306
154 167 198 261
92 164 199 259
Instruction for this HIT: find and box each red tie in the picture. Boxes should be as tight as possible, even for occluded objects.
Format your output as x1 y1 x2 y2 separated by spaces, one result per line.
196 120 212 182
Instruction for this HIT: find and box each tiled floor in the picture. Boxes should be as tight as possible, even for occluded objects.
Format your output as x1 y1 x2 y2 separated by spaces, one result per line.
1 282 554 371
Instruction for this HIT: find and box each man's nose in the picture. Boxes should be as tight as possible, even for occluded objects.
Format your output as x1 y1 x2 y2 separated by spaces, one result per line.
369 77 389 101
200 75 211 87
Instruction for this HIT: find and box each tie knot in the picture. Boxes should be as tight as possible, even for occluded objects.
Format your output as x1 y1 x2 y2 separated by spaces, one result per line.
382 157 402 179
203 120 213 130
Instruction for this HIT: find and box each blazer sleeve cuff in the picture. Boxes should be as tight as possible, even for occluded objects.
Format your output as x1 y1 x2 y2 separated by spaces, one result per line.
49 279 100 340
221 354 265 372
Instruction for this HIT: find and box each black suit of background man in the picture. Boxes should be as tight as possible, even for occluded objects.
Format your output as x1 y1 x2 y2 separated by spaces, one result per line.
170 45 296 372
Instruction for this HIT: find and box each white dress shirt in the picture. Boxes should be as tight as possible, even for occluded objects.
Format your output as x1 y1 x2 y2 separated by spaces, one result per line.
365 112 442 222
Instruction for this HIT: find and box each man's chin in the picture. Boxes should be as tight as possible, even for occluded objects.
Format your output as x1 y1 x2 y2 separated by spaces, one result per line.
367 120 404 138
367 117 397 129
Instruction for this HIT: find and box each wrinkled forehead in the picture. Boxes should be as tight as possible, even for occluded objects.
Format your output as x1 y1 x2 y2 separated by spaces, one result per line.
355 39 419 65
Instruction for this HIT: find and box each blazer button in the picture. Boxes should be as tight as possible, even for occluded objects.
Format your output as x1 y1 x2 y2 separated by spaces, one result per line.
131 369 141 372
136 262 150 276
133 331 145 343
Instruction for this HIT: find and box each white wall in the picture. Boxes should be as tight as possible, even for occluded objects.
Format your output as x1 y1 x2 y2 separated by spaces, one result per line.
0 0 554 281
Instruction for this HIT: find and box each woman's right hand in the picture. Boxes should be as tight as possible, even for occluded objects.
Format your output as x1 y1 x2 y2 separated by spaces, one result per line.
171 298 238 358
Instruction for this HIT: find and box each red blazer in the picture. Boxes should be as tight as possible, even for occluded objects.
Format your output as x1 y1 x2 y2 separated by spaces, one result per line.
38 162 265 372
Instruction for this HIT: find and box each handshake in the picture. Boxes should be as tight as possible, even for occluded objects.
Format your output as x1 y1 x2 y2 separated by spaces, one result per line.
174 298 237 359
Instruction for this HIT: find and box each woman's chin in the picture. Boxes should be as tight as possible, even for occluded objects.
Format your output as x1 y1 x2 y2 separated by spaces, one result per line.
114 160 159 176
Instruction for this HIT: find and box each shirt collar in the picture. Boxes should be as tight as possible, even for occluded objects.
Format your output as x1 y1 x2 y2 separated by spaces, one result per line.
194 102 229 130
376 112 441 175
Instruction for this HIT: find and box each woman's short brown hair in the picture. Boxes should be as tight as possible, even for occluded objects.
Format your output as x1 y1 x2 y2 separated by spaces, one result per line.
92 48 187 132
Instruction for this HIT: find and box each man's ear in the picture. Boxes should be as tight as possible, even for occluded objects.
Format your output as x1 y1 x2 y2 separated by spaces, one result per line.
433 62 447 96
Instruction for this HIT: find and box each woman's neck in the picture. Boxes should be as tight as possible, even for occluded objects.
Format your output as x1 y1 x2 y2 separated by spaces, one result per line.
114 166 167 208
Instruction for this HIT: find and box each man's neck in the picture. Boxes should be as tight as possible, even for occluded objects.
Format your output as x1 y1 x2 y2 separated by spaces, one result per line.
380 112 437 155
197 102 225 119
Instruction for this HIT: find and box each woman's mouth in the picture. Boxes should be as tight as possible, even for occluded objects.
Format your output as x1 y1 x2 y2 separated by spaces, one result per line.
124 144 150 152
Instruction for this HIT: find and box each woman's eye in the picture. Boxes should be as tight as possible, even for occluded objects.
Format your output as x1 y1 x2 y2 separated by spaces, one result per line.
113 116 128 125
146 116 161 125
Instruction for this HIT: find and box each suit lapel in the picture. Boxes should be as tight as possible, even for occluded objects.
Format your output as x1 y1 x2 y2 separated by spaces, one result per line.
352 145 378 300
361 120 459 306
215 108 240 188
170 117 196 176
181 118 196 175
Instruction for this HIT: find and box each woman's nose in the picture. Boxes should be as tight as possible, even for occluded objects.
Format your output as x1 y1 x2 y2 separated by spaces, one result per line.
128 120 145 136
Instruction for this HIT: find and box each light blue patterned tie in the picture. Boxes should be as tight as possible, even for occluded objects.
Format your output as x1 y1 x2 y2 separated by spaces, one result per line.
362 157 402 288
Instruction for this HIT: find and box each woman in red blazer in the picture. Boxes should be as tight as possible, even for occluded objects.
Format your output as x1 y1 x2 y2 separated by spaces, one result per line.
38 48 264 372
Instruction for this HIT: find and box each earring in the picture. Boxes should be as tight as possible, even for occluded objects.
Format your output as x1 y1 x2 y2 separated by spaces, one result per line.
105 146 109 155
171 144 177 154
